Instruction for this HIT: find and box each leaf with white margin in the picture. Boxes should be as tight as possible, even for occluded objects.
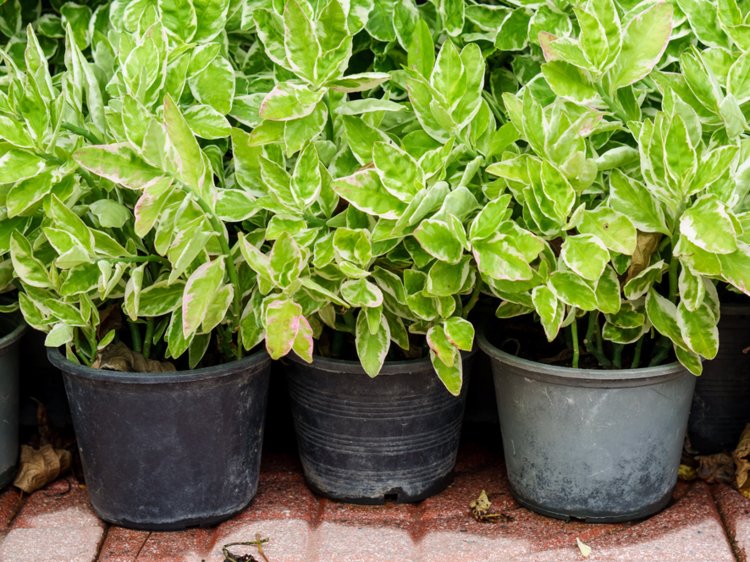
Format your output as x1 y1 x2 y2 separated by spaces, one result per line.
355 309 390 376
259 82 325 121
332 168 407 219
182 259 225 338
680 195 738 255
561 234 610 282
265 298 305 360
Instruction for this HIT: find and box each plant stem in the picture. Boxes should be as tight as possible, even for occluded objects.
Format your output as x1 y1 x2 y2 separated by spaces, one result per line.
669 258 679 302
463 280 482 318
612 344 623 369
143 318 154 359
129 321 142 354
571 318 580 369
61 122 104 145
631 337 643 369
584 313 610 367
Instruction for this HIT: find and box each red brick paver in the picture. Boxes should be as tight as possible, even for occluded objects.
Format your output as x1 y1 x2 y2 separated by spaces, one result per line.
0 445 745 561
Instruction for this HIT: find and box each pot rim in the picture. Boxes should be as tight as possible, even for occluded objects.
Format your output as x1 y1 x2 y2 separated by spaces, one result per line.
285 348 476 376
0 317 26 354
47 346 270 385
477 324 687 384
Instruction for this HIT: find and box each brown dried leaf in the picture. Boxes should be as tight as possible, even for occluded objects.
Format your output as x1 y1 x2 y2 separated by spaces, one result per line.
92 342 175 373
13 444 72 494
469 490 513 523
625 231 662 283
696 453 735 485
734 424 750 495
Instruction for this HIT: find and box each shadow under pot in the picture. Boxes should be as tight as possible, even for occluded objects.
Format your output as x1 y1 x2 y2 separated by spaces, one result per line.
478 327 696 523
689 305 750 454
0 318 26 488
48 348 271 531
284 352 474 504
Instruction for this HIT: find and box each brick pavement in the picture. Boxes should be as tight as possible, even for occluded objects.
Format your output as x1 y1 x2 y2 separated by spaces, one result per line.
0 442 746 561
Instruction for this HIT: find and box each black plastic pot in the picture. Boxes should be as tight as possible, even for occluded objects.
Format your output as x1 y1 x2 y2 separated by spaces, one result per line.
285 352 474 503
689 305 750 454
49 348 271 530
479 328 696 523
0 318 26 487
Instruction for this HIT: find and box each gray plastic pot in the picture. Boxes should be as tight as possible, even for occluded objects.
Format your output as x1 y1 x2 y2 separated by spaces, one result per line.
479 328 696 522
689 305 750 454
285 352 473 504
49 348 271 530
0 318 25 488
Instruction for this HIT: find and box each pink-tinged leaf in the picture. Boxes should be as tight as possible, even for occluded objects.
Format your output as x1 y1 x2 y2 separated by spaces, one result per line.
264 298 304 359
292 316 314 363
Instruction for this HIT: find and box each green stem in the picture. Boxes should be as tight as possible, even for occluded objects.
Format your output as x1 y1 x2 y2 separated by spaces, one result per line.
612 344 623 369
143 318 154 359
631 337 643 369
129 321 142 354
584 313 610 367
571 318 580 369
61 122 104 145
324 94 335 141
669 258 679 303
463 280 483 318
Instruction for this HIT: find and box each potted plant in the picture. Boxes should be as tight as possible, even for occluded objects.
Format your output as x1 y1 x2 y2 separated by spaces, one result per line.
476 0 748 521
2 6 298 529
661 0 750 454
234 0 501 503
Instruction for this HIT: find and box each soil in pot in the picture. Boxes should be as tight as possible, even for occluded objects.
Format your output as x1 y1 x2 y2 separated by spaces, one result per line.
689 304 750 454
0 316 26 488
479 319 696 523
284 351 474 504
49 348 271 531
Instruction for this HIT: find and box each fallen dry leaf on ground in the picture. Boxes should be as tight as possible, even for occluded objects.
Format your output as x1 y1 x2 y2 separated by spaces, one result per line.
469 490 514 523
696 453 735 485
734 424 750 498
13 444 71 494
576 537 592 558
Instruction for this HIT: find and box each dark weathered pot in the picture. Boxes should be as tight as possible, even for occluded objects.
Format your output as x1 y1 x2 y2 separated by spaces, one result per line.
689 305 750 453
285 352 474 503
479 328 696 522
0 318 26 487
49 348 271 530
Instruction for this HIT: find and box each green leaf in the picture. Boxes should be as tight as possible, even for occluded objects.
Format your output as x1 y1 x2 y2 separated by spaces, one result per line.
265 298 304 360
427 324 456 367
560 234 610 282
283 0 319 83
182 259 225 338
645 289 684 348
163 96 207 194
328 72 390 93
675 345 702 375
532 285 564 341
188 55 235 115
0 149 45 185
542 61 597 102
355 309 390 376
332 169 407 219
609 2 673 89
159 0 197 41
10 231 49 288
623 260 666 300
372 141 422 202
495 9 531 51
430 348 462 396
609 170 669 235
548 272 597 311
677 301 718 359
444 317 474 351
341 278 383 308
426 258 472 297
576 207 638 256
89 200 130 229
183 105 232 139
440 0 464 37
680 195 737 255
414 218 463 264
408 19 435 77
260 82 324 121
75 144 162 190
